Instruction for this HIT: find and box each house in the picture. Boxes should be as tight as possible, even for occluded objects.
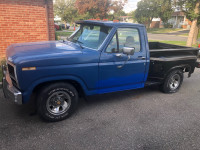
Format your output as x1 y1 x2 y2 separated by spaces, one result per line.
120 16 134 23
168 11 191 29
0 0 55 59
150 18 163 28
147 11 192 29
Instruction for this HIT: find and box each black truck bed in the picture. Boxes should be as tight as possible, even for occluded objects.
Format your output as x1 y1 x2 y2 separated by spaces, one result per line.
147 42 199 84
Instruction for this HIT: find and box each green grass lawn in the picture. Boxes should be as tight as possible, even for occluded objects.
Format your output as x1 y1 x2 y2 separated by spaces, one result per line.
0 60 6 81
147 28 182 34
55 31 73 40
149 40 187 46
56 31 73 37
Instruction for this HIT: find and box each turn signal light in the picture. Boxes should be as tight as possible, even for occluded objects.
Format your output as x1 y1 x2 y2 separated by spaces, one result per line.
22 67 36 71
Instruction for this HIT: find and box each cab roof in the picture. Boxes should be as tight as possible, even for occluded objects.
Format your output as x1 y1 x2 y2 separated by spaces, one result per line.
76 20 145 28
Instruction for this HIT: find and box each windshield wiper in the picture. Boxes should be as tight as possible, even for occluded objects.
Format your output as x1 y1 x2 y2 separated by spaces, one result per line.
74 39 84 49
68 38 83 49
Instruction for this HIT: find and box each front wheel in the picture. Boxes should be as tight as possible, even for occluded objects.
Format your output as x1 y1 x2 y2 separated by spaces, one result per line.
161 69 183 93
37 82 79 122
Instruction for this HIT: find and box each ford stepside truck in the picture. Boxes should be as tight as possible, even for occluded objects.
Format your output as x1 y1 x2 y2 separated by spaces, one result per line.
2 20 200 121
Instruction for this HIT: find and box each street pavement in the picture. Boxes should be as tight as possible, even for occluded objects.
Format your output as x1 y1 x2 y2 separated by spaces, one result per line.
148 30 200 42
0 69 200 150
148 33 188 41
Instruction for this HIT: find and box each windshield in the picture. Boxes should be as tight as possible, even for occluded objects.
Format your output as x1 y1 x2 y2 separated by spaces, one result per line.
68 24 111 50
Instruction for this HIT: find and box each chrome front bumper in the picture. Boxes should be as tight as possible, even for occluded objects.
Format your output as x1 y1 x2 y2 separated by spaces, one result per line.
2 65 22 105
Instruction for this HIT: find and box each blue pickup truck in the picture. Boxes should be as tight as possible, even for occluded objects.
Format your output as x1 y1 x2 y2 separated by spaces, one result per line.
2 20 200 121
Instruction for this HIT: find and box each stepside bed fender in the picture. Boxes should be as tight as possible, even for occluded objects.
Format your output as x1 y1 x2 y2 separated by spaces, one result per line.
165 64 192 78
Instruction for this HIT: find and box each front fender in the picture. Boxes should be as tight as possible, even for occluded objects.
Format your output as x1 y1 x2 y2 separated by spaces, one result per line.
22 75 97 103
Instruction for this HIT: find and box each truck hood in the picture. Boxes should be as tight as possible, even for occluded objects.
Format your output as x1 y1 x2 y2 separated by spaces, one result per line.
6 41 83 65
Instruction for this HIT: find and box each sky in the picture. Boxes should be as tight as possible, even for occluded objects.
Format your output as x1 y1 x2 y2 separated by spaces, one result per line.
123 0 141 13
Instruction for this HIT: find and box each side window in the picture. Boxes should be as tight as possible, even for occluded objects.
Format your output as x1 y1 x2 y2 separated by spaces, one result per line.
118 28 141 53
105 34 118 53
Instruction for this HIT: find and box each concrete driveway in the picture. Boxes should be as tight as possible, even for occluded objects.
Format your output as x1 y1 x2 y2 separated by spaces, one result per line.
0 69 200 150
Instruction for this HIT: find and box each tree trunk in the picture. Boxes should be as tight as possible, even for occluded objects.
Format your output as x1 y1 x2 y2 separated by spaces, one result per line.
186 1 200 47
147 18 152 29
192 25 199 45
147 22 151 29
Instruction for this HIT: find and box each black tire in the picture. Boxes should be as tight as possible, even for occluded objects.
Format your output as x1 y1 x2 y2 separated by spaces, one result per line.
37 82 79 122
161 69 183 93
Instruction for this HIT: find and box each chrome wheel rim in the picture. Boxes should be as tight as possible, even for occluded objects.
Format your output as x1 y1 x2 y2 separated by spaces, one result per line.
169 74 181 90
46 91 71 115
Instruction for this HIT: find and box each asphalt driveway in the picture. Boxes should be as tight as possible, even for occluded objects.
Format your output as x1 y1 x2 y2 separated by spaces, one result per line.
0 69 200 150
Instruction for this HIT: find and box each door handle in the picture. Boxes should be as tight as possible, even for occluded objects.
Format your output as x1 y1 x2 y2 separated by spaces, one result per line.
137 56 146 60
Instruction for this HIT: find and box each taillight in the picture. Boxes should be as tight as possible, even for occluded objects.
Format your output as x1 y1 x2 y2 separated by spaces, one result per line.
196 62 200 68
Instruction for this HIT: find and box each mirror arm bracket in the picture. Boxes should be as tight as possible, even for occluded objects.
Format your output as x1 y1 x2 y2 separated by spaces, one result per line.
117 55 130 69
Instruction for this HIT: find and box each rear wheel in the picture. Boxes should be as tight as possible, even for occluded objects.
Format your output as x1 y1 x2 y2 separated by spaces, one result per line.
37 82 78 122
161 69 183 93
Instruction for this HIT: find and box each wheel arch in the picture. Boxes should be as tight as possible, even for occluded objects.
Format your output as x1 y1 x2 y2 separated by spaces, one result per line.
164 64 190 79
33 79 85 98
23 76 90 104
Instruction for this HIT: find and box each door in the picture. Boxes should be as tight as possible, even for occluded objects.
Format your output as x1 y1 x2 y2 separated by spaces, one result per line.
98 27 147 94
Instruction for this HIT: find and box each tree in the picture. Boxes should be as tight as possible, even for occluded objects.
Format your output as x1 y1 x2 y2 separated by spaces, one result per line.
159 0 173 23
175 0 200 46
109 10 126 20
54 0 78 23
135 0 160 28
75 0 109 19
135 0 172 28
128 11 137 23
75 0 127 19
110 0 127 19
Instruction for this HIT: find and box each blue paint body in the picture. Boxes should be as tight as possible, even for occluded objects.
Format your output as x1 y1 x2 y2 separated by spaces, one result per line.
6 21 150 103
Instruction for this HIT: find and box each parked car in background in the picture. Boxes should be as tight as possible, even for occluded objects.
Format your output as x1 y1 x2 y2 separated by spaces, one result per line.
66 23 70 29
54 23 60 31
61 23 70 29
198 45 200 58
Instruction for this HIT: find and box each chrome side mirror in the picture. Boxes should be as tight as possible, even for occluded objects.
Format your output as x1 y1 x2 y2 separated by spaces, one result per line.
123 47 135 55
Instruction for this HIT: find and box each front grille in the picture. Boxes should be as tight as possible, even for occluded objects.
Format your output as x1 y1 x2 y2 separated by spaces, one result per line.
8 64 15 78
7 63 18 87
11 78 18 87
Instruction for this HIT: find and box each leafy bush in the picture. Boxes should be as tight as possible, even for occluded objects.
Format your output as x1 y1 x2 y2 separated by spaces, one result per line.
0 59 6 81
163 23 173 28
